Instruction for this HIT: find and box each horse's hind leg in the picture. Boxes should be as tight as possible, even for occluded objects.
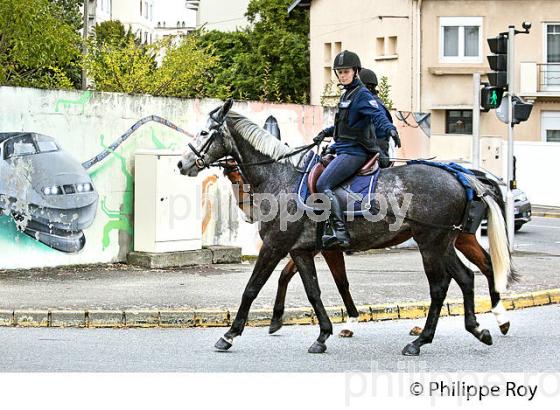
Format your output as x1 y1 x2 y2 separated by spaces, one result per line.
402 245 452 356
322 250 359 337
215 244 287 351
448 251 493 346
290 250 333 353
269 259 299 334
456 233 510 335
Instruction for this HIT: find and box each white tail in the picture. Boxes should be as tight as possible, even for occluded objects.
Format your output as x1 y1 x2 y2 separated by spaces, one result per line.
464 175 510 293
485 195 510 293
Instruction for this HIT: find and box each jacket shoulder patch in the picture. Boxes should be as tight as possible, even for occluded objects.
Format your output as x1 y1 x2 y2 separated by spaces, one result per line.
368 99 379 108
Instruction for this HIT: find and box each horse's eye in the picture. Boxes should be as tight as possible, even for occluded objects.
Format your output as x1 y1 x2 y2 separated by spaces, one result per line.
200 130 209 136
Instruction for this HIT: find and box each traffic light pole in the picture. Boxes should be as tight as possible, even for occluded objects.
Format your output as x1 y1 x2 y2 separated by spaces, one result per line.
472 72 481 169
506 25 516 251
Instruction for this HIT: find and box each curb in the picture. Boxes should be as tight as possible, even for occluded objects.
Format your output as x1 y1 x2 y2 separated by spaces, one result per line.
532 212 560 219
1 289 558 329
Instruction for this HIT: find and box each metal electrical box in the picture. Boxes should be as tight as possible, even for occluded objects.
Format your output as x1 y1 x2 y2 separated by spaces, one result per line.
134 150 202 253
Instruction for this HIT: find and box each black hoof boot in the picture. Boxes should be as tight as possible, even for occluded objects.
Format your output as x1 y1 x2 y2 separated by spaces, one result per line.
402 343 420 356
269 319 283 334
215 337 233 351
479 329 493 345
308 341 327 354
499 322 510 335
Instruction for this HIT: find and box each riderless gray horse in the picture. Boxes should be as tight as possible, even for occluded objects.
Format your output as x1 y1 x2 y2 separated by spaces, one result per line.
178 99 515 355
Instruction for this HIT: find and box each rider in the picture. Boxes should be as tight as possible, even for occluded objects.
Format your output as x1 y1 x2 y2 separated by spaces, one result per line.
358 68 402 168
313 50 399 249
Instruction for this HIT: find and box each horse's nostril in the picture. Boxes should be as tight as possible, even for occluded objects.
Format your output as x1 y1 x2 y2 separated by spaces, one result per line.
177 160 183 170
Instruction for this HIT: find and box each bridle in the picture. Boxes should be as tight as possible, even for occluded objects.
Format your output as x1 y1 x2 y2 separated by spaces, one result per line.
187 128 219 170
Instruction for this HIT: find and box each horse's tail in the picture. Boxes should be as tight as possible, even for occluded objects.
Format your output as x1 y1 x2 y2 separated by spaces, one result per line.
464 175 518 292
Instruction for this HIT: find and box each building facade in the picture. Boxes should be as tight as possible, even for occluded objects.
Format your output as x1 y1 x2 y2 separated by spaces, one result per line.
304 0 560 150
84 0 196 44
194 0 251 31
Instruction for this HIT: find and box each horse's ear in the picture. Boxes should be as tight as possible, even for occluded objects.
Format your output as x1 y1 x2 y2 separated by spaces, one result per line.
222 98 233 116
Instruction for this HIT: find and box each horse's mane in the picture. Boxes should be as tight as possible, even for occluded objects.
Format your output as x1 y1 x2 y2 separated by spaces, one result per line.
225 111 300 165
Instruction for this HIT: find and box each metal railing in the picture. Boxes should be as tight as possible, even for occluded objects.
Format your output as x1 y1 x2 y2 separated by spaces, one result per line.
538 63 560 91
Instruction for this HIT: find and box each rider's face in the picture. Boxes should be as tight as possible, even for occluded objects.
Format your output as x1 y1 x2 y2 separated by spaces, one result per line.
336 68 355 85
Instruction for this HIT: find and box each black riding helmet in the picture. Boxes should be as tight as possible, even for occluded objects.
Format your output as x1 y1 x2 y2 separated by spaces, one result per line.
333 50 362 73
359 68 378 87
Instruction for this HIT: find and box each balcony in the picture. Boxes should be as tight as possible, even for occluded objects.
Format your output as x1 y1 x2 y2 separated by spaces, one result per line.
520 62 560 98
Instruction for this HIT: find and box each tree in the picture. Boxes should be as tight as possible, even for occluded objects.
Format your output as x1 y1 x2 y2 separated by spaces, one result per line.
49 0 84 31
0 0 82 89
377 75 394 110
197 0 310 103
84 21 217 97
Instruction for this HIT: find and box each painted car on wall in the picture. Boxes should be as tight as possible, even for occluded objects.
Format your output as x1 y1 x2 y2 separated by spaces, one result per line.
0 132 98 253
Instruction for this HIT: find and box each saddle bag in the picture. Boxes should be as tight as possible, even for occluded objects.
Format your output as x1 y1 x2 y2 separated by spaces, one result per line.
462 198 487 234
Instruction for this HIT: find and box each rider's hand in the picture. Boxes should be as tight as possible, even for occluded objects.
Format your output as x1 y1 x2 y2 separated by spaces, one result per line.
313 130 328 144
313 128 334 144
389 129 401 148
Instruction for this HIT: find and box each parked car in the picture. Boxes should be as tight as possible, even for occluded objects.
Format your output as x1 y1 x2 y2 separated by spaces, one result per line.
468 168 532 232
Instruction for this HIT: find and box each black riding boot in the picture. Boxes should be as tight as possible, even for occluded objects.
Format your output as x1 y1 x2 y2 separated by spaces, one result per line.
322 189 350 249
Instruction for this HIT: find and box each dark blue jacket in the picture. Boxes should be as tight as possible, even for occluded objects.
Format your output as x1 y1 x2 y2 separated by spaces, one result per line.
325 79 396 155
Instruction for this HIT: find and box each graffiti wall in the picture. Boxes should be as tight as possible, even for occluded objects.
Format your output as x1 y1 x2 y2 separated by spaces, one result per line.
0 86 325 269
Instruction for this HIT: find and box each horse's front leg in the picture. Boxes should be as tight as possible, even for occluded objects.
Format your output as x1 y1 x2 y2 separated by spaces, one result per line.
290 250 333 353
215 244 287 351
322 250 359 337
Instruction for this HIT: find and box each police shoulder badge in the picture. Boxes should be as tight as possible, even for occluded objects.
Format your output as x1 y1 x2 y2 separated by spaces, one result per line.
368 99 379 108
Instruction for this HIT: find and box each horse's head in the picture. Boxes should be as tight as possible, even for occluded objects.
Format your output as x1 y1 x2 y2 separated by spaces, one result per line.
178 99 234 177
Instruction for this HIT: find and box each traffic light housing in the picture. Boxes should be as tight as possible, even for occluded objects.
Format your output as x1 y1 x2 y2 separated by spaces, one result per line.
487 35 508 88
512 95 533 124
481 85 504 111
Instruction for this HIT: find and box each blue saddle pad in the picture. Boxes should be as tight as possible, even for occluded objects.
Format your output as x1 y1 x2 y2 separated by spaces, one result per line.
406 160 475 201
294 151 381 215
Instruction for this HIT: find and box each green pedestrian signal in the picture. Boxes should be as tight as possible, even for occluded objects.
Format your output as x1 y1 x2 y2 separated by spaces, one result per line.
481 85 504 111
490 90 498 106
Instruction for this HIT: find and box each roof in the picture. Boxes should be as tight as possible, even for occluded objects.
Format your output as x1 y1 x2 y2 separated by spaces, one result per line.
288 0 311 13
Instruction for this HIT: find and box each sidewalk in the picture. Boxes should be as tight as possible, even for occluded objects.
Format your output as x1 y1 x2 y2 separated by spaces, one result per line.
0 250 558 327
532 205 560 218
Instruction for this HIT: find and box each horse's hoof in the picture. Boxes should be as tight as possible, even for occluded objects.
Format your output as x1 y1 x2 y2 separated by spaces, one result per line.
409 326 423 336
499 322 510 335
308 341 327 354
338 329 354 338
214 337 233 351
402 343 420 356
479 329 493 346
269 320 283 335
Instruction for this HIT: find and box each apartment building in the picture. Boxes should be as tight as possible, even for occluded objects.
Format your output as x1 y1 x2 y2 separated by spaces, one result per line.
301 0 560 143
193 0 251 31
84 0 195 44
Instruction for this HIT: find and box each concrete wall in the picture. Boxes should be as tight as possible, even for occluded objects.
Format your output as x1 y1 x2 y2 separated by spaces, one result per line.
0 86 325 269
309 0 415 110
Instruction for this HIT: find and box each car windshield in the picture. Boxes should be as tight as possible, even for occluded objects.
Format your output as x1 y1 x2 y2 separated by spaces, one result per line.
4 135 37 158
4 133 59 159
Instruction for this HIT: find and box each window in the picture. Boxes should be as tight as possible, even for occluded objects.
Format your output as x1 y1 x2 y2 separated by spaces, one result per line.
376 37 384 56
542 111 560 142
446 110 473 134
439 17 482 63
544 23 560 89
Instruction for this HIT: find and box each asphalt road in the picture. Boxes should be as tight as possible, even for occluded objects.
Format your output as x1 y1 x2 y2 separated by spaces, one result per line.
510 216 560 255
1 305 558 372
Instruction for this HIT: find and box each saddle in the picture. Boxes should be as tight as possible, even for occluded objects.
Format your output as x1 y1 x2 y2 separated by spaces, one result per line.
307 153 380 194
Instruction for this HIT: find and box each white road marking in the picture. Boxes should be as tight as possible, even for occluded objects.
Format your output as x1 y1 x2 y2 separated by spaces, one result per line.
526 225 560 229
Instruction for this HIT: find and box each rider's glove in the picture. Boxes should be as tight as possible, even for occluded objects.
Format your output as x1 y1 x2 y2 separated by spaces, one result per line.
313 128 333 144
389 129 401 148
